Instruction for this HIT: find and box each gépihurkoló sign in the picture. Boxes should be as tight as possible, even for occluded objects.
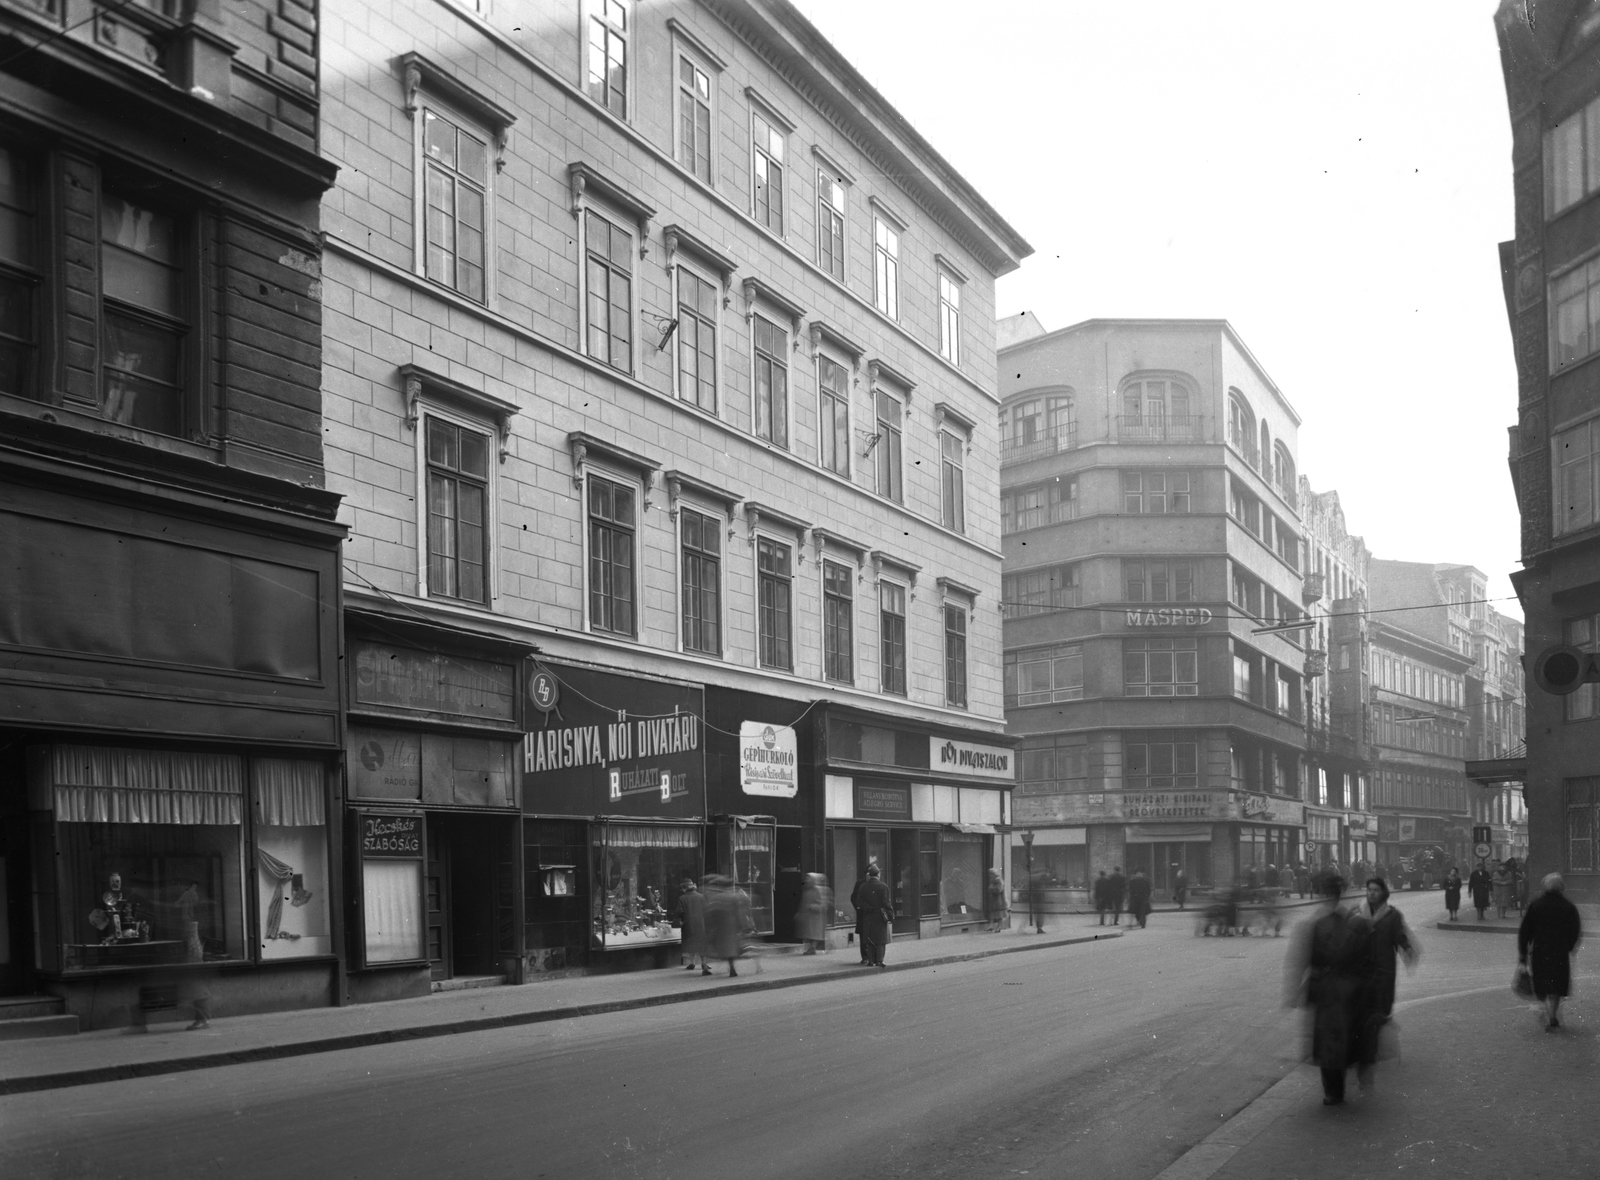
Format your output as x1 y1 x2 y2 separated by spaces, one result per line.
521 663 705 818
739 722 798 797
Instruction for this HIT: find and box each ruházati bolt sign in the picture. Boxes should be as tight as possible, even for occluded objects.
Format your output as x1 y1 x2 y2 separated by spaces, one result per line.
740 722 798 797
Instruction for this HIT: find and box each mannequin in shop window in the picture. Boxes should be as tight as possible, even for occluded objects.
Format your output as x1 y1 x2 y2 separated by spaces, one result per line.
89 872 148 944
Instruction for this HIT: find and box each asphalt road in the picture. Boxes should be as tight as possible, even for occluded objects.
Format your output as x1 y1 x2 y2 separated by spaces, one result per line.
0 892 1515 1180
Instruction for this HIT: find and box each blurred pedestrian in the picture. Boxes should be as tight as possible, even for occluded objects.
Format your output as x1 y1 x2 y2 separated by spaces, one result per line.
1468 862 1492 921
677 876 710 975
850 869 873 964
1093 870 1111 926
1295 863 1309 899
1265 863 1280 893
1127 869 1152 929
1245 864 1260 890
1108 866 1127 926
796 872 830 955
704 875 759 977
1493 862 1514 920
1286 873 1371 1106
1027 867 1049 934
986 867 1009 933
856 864 894 968
1353 876 1417 1092
1173 866 1188 911
1442 867 1463 922
1518 873 1583 1031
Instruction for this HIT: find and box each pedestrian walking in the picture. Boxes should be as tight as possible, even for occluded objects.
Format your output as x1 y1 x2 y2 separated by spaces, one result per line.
1442 867 1463 922
704 875 760 977
849 869 873 963
1286 873 1371 1106
1172 866 1188 911
1265 863 1280 893
1093 870 1111 926
1518 873 1583 1031
677 876 710 975
1108 866 1127 926
1493 862 1514 920
1468 863 1492 921
1127 869 1152 929
796 872 831 955
986 866 1009 933
855 864 894 968
1352 876 1417 1092
1027 868 1048 934
1295 863 1309 899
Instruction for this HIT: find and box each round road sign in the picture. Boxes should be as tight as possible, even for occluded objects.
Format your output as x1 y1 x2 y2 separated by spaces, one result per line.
1304 840 1318 854
1474 842 1493 860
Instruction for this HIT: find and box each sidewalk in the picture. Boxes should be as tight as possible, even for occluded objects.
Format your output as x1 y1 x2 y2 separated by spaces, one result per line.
0 920 1122 1096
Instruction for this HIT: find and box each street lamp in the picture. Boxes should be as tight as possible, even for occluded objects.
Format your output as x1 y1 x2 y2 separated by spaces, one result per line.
1021 830 1038 933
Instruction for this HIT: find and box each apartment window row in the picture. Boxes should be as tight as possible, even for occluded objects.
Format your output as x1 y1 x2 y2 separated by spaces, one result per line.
1015 736 1089 791
1124 638 1198 698
1231 741 1301 798
1001 477 1076 534
1000 395 1074 457
1550 256 1600 372
1004 643 1084 706
1229 475 1299 568
1231 639 1303 720
1126 737 1199 791
1124 559 1194 604
1370 702 1467 758
1002 564 1080 618
1554 415 1600 535
1372 651 1464 707
1374 767 1467 814
1125 470 1192 514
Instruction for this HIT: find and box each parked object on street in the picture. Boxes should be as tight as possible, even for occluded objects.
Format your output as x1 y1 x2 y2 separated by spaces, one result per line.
796 874 831 954
986 868 1009 932
1517 873 1583 1031
1286 874 1373 1105
854 865 894 968
1443 868 1463 922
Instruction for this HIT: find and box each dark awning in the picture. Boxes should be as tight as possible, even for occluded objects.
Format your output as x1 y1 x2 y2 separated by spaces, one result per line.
1465 757 1527 786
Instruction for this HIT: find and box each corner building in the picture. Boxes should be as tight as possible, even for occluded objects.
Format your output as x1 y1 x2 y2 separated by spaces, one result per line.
320 0 1029 995
998 318 1310 903
0 0 343 1027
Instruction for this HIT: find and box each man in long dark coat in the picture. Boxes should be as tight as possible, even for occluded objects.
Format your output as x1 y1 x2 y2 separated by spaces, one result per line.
1093 870 1111 925
1107 866 1127 926
1127 869 1152 928
677 876 709 975
1519 873 1583 1031
1467 863 1493 920
855 864 894 968
1286 873 1372 1105
849 870 872 964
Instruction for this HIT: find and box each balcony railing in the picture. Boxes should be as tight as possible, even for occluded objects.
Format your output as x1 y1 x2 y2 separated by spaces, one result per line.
1117 415 1202 443
1227 430 1261 471
1001 425 1076 463
1302 572 1325 604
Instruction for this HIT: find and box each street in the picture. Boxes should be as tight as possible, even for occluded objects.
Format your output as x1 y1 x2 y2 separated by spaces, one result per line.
2 891 1560 1180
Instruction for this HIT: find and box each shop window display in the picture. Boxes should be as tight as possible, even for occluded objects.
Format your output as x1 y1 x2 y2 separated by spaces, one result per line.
940 833 985 922
252 760 331 959
733 825 775 934
592 824 700 949
829 827 860 926
1012 844 1087 889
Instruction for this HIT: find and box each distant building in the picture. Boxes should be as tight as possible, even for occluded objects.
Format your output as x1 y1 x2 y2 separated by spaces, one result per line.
1496 0 1600 905
999 319 1310 898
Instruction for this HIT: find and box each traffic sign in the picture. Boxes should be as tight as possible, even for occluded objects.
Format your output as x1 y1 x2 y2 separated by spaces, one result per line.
1304 840 1318 854
1474 842 1493 860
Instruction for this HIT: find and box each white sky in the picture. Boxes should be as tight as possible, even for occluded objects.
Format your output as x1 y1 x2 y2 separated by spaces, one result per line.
792 0 1522 617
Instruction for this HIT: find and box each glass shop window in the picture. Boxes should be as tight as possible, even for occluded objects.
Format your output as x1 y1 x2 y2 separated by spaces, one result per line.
940 833 984 922
252 760 331 960
829 826 861 926
592 824 701 949
734 824 775 935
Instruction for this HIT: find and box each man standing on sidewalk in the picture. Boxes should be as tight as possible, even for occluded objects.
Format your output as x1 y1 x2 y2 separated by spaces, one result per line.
1093 870 1111 925
1127 869 1152 929
1172 866 1188 911
1469 862 1492 921
1108 866 1127 926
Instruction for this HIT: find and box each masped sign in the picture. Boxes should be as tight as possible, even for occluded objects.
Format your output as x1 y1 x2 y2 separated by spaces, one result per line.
522 663 704 818
740 722 798 797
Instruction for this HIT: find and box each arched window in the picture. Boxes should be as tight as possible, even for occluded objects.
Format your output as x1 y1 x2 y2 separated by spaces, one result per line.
1227 391 1255 459
1274 442 1295 498
1000 391 1074 457
1259 422 1272 477
1118 376 1193 441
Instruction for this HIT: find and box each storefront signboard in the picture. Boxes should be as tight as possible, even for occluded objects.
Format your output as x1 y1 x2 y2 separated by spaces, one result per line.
739 722 798 797
930 736 1015 781
361 813 422 857
854 782 912 821
352 642 517 724
1378 815 1400 842
1239 794 1305 826
522 664 704 818
1398 817 1417 842
1123 791 1228 819
1125 607 1214 627
347 726 423 799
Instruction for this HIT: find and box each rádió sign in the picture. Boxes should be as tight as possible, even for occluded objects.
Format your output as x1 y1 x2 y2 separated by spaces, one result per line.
739 722 798 798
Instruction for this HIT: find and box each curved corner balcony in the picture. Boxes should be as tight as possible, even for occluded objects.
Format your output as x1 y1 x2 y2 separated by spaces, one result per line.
1117 415 1203 443
1000 425 1077 464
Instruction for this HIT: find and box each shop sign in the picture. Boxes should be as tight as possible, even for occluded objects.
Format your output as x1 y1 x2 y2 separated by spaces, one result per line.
1347 814 1371 832
1398 817 1417 842
854 782 912 821
739 722 798 798
1125 608 1214 627
1123 791 1229 819
521 664 704 818
930 736 1015 781
360 813 422 858
1378 815 1400 842
347 727 422 799
1239 794 1304 826
352 642 516 723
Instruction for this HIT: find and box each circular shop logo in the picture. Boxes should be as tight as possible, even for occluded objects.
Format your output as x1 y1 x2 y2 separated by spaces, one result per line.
762 725 777 748
529 668 561 712
359 741 385 772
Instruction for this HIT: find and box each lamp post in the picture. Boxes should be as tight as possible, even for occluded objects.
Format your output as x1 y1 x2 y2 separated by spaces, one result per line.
1021 830 1037 933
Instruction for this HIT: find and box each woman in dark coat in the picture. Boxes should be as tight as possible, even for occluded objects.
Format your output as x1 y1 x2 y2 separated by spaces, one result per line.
1353 877 1416 1088
1442 868 1463 922
1286 874 1372 1106
855 864 894 968
1518 873 1583 1030
1468 864 1493 921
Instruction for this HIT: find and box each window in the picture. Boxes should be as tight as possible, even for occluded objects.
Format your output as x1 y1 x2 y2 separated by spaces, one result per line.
873 215 899 319
1002 478 1076 533
1002 395 1074 455
757 537 792 670
584 210 633 373
421 109 488 303
879 580 907 695
1125 738 1199 790
938 270 961 364
941 431 965 533
1002 565 1080 617
818 168 845 280
585 0 629 118
1566 779 1597 872
1124 560 1194 603
1124 638 1198 697
1555 418 1600 534
1122 377 1190 427
588 475 635 636
874 389 903 502
676 54 713 183
0 146 36 398
1565 614 1599 721
1229 477 1262 535
424 417 489 603
1545 94 1600 218
1123 471 1191 514
752 314 788 446
818 355 850 476
823 559 853 683
944 605 967 708
751 110 785 234
1551 258 1600 371
1228 391 1255 458
676 267 717 410
1274 442 1296 500
680 508 721 656
1231 563 1262 617
102 190 187 437
1233 651 1254 700
1005 644 1083 706
1275 520 1300 569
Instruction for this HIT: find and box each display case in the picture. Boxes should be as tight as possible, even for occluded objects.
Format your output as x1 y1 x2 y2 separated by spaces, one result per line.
591 823 701 949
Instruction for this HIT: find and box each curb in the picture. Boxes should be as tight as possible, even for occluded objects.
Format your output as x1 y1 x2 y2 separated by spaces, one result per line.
1434 921 1520 935
0 929 1122 1096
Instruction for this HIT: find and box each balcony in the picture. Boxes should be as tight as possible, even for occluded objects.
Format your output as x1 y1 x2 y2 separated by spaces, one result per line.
1302 572 1325 604
1304 649 1327 679
1227 430 1261 471
1277 482 1299 513
1001 425 1076 464
1117 415 1202 444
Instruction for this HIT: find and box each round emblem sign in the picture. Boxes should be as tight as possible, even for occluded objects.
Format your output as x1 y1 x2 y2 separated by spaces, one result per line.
1474 842 1493 860
529 668 560 713
1304 840 1318 854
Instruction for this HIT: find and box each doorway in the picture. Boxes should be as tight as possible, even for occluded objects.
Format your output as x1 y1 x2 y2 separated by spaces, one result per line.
426 814 511 982
773 826 802 942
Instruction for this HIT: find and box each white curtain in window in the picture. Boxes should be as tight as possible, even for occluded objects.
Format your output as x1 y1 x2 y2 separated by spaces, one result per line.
50 745 243 825
602 824 701 849
253 759 326 826
363 860 423 963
